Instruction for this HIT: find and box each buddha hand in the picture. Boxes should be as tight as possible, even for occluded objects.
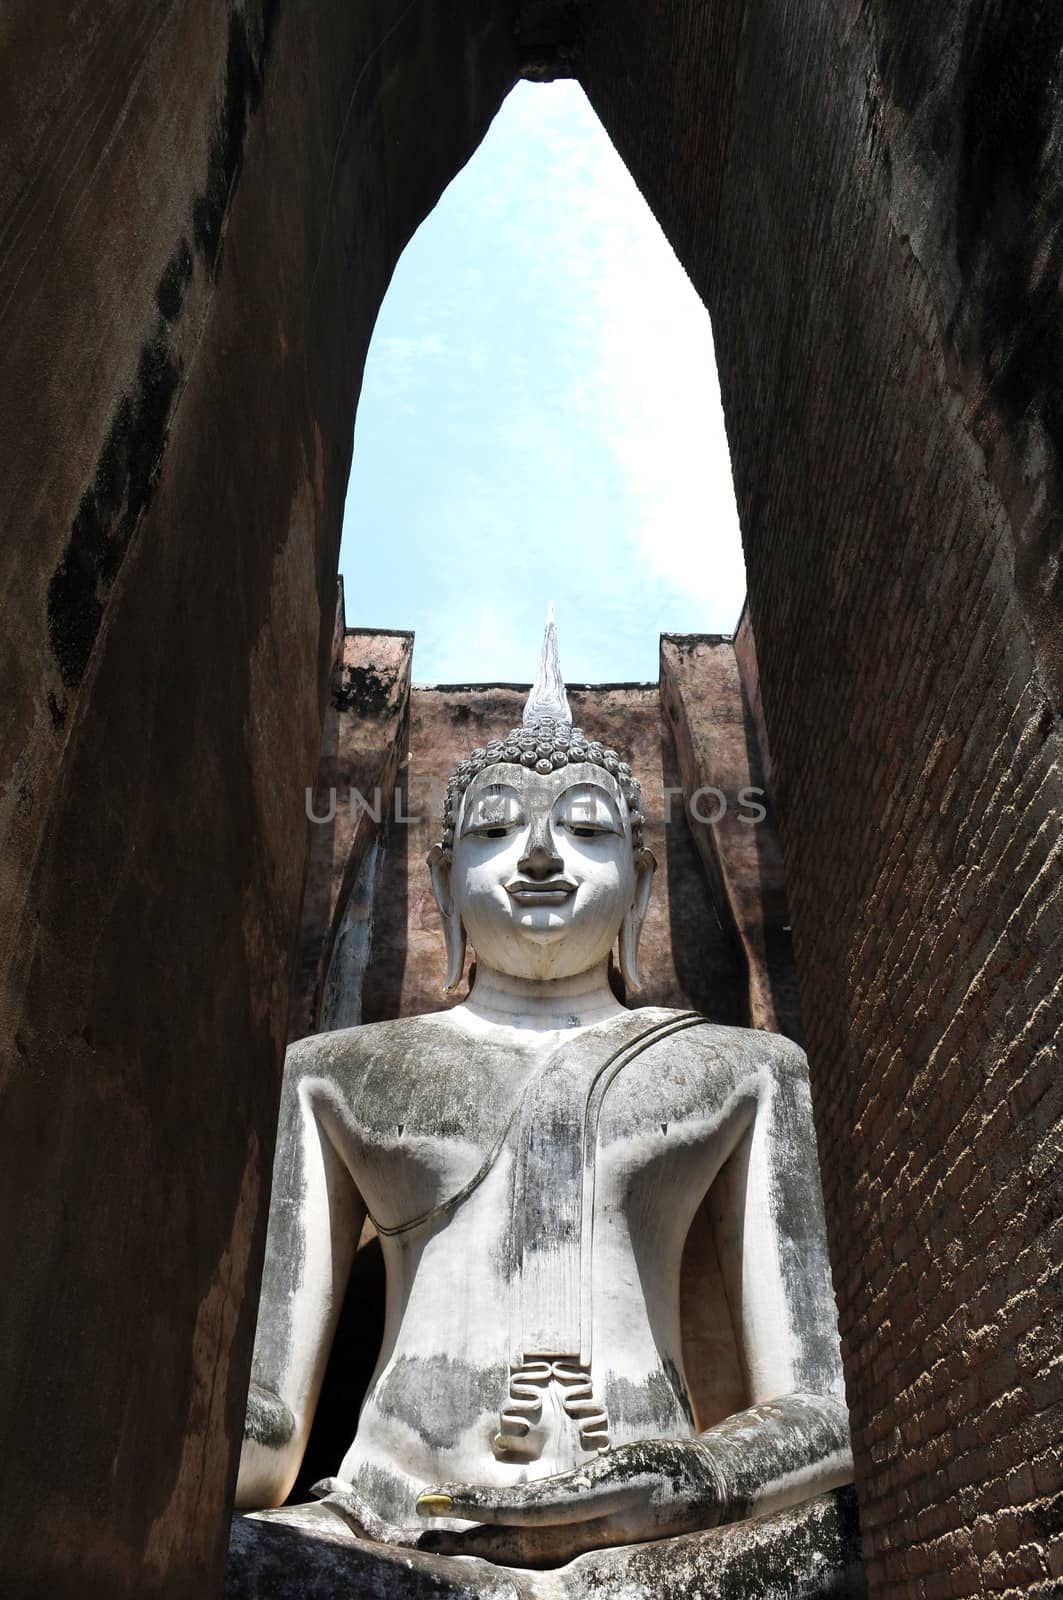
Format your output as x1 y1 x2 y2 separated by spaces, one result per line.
415 1393 851 1566
415 1434 725 1564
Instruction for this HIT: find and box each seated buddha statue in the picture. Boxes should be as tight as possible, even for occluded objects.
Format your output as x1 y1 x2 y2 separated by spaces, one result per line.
228 616 855 1596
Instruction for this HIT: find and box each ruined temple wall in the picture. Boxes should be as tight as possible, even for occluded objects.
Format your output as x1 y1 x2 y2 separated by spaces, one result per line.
580 3 1063 1593
301 631 775 1035
0 7 519 1594
288 604 414 1043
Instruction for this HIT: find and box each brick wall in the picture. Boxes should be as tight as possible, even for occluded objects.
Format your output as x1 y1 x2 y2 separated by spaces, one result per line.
581 3 1063 1593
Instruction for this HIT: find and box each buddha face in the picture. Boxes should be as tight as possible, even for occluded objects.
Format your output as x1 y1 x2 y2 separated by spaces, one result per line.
430 762 655 988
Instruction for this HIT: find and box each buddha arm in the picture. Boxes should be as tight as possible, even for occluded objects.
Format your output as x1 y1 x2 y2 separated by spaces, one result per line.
234 1043 365 1510
704 1032 852 1498
418 1392 850 1562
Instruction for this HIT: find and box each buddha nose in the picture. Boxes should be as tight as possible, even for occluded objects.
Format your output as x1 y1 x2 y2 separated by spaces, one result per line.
518 816 563 880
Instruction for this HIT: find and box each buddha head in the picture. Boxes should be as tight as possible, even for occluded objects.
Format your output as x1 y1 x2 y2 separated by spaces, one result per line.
428 610 656 993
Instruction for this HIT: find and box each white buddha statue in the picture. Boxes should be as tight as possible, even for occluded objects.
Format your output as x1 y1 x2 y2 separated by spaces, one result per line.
229 613 854 1594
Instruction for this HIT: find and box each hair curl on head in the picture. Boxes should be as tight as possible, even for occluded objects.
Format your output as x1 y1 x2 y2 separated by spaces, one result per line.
436 716 646 860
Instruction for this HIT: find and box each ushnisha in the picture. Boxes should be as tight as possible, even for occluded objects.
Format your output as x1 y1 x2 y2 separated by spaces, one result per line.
229 608 853 1594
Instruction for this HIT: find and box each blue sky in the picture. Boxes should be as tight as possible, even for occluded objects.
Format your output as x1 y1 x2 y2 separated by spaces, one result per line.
339 81 745 686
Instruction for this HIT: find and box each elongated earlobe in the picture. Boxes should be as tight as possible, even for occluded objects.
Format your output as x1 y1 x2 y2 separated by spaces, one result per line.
618 849 657 993
427 845 467 993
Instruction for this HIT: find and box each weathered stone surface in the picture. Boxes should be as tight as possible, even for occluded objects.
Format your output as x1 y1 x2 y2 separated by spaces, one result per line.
552 1486 866 1599
289 591 413 1042
228 1505 524 1600
732 604 774 794
660 632 801 1039
227 1487 865 1598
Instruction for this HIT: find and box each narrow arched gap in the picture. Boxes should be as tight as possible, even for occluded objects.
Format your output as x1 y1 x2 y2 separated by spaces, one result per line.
338 80 746 683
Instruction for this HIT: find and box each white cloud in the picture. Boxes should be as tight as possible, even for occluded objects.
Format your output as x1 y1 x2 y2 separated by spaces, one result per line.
527 87 744 616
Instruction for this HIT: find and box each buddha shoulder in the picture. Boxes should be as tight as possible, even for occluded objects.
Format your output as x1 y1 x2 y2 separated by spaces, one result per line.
641 1012 809 1090
280 1011 507 1101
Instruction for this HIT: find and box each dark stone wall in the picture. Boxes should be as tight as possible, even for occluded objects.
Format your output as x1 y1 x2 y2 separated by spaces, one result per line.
661 631 802 1041
288 606 413 1043
579 2 1063 1592
0 4 517 1595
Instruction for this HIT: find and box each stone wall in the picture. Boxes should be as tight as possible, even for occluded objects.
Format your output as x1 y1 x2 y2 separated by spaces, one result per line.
661 625 801 1039
579 4 1063 1593
288 596 413 1042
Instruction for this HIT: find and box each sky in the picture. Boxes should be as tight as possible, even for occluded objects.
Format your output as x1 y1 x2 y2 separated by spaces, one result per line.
338 80 745 686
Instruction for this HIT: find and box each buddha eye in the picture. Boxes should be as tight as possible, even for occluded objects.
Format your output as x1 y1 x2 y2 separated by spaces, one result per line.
560 818 612 839
554 784 621 838
463 814 523 839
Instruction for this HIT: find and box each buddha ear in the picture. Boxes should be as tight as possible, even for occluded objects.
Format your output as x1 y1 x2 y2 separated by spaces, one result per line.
427 845 467 993
618 848 656 994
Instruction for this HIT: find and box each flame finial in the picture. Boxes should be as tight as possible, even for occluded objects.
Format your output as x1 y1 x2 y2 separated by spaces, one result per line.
523 602 571 726
434 602 645 865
